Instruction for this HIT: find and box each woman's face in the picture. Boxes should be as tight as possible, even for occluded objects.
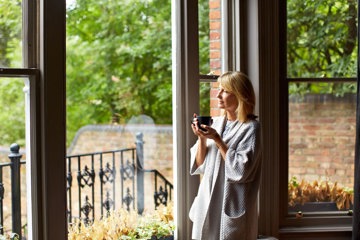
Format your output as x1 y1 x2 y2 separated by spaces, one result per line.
216 85 238 113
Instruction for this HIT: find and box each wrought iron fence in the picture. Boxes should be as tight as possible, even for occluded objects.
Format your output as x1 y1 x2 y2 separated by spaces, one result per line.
0 132 173 238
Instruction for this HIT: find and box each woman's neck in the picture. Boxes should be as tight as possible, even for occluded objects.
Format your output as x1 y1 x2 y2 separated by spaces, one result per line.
226 112 237 121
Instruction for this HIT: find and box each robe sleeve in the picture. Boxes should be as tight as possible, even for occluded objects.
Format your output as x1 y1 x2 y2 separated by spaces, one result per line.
189 141 207 175
224 121 261 183
189 116 224 176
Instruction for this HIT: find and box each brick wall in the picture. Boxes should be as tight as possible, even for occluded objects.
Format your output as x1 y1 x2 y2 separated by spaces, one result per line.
289 94 356 188
209 0 222 117
67 124 174 212
68 124 174 182
69 93 356 191
209 0 221 76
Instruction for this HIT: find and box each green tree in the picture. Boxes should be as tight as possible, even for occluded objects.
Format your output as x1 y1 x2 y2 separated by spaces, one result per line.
0 78 25 146
0 0 22 67
199 0 211 116
287 0 357 96
66 0 172 144
66 0 210 145
0 0 24 147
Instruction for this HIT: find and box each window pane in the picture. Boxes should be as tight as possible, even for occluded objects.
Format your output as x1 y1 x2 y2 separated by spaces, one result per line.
287 0 357 78
199 0 210 74
288 83 356 213
0 77 27 237
199 82 211 116
199 0 221 117
0 0 23 68
66 0 174 235
199 0 223 76
0 78 25 146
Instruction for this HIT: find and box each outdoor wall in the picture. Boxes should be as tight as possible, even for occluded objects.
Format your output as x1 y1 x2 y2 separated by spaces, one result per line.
68 124 174 182
288 94 356 188
0 97 355 230
69 93 356 191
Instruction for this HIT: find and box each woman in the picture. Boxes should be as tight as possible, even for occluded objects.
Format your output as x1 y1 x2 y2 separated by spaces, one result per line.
189 71 262 240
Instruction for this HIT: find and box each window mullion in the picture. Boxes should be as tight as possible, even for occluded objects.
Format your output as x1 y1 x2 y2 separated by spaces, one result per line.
23 0 38 68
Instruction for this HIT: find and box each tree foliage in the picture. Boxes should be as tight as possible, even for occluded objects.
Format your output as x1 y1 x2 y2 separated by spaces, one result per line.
66 0 210 145
0 78 25 146
0 0 22 67
66 0 174 144
0 0 24 146
287 0 357 96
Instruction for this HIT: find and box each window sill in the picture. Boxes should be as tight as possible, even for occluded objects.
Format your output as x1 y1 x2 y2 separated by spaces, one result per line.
279 225 352 240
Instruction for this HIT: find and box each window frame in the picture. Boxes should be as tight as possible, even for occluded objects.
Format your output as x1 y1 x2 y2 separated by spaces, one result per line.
277 0 355 237
172 0 200 239
175 0 355 238
173 0 262 238
0 0 67 238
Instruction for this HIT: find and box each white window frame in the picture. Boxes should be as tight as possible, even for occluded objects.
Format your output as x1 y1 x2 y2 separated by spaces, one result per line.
172 0 261 238
172 0 200 239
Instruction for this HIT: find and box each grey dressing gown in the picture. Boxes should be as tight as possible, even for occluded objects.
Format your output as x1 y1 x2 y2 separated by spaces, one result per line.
189 116 262 240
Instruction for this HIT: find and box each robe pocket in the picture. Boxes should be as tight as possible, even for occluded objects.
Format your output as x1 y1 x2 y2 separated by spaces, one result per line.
223 183 245 218
221 211 246 239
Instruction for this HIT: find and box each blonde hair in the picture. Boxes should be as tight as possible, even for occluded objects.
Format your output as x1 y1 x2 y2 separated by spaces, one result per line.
217 71 256 122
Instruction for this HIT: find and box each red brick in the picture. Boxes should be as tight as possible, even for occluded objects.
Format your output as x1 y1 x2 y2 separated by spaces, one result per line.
210 21 221 30
210 88 219 97
210 51 221 59
210 41 221 49
210 32 221 40
209 10 221 20
209 0 220 9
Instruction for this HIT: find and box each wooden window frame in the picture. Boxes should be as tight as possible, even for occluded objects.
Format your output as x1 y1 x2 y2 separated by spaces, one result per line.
0 0 67 238
277 1 354 238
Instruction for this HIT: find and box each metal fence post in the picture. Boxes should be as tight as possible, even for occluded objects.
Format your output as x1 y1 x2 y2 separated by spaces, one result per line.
8 143 22 238
135 132 144 214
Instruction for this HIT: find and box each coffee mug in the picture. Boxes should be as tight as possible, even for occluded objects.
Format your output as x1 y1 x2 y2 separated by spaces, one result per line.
196 116 213 130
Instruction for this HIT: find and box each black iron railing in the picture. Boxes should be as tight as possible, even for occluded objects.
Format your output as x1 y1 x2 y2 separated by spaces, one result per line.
0 143 25 237
0 132 173 238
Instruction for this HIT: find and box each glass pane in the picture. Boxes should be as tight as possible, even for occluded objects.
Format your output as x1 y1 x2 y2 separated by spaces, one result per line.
0 77 27 237
287 0 357 78
199 0 210 75
66 0 174 237
0 0 23 68
199 0 221 118
288 82 356 213
199 82 211 116
199 0 223 76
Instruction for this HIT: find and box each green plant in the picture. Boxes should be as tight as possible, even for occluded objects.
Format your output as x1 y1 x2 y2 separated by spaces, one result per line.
288 176 353 210
0 233 19 240
68 204 174 240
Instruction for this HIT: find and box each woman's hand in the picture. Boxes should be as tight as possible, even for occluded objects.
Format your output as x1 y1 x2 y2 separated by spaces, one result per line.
191 113 228 161
191 114 219 140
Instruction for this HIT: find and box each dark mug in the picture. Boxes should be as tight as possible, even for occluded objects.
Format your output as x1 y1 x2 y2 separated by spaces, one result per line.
196 116 213 130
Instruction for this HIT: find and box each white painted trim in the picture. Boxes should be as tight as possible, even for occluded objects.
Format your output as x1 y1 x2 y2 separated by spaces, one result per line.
221 0 228 72
23 79 32 240
172 0 201 239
